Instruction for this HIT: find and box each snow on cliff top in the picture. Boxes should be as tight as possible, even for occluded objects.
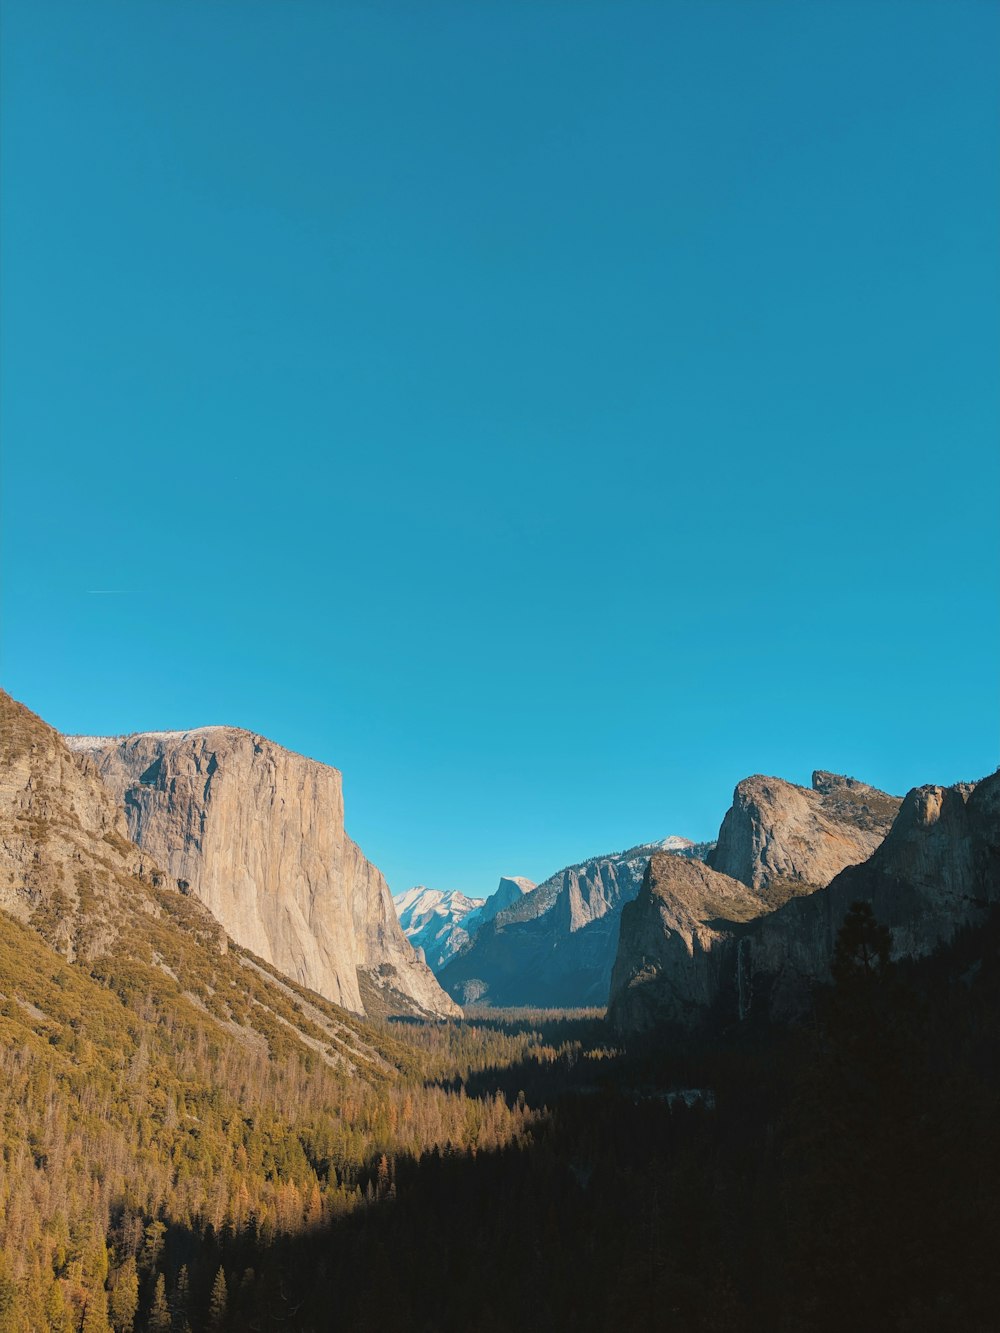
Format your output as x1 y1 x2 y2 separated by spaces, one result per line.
64 727 229 750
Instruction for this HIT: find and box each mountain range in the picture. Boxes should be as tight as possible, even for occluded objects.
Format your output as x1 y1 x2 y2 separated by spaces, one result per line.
434 836 713 1008
392 875 536 971
609 767 999 1032
2 683 996 1332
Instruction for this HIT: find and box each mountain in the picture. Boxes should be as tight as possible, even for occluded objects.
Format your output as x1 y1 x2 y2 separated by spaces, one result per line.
66 725 459 1018
437 837 711 1008
474 874 537 926
608 852 768 1030
0 689 425 1059
706 770 902 905
0 688 522 1329
609 768 996 1034
393 886 487 970
394 876 538 974
740 772 1000 1021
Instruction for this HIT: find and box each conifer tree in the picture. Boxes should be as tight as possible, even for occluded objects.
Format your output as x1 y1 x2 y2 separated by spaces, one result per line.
170 1264 192 1333
147 1275 170 1333
81 1287 111 1333
108 1257 138 1333
44 1279 73 1333
206 1268 228 1332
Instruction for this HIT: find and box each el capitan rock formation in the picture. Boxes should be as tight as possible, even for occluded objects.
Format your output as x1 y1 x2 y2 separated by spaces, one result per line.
67 726 459 1018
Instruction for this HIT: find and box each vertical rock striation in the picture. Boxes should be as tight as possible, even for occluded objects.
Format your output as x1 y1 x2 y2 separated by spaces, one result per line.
66 727 459 1017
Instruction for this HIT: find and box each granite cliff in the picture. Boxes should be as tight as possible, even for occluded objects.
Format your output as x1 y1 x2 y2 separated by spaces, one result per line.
608 853 767 1031
67 726 459 1017
740 772 999 1021
609 768 995 1034
707 770 901 904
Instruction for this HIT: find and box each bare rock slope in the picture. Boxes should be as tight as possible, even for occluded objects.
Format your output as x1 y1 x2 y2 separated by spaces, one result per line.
708 770 901 902
0 688 226 962
608 854 767 1032
67 726 459 1017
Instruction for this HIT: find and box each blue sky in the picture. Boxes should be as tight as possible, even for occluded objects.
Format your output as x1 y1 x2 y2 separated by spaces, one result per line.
2 0 998 897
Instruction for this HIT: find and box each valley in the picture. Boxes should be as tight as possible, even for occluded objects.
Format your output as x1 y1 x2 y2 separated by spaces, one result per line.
1 688 997 1332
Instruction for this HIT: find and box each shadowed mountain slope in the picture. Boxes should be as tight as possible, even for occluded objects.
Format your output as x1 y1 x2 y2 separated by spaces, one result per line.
438 837 711 1008
610 767 997 1033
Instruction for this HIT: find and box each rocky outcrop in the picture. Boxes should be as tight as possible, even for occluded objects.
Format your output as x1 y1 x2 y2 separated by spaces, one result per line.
708 771 901 903
0 690 224 961
438 838 712 1008
608 855 766 1032
475 875 537 928
67 726 459 1018
610 769 998 1035
742 773 998 1021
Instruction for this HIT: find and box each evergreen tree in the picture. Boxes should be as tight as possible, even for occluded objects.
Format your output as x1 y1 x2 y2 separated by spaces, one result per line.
147 1275 170 1333
81 1287 111 1333
44 1279 73 1333
108 1257 138 1333
170 1265 191 1333
832 900 892 986
206 1268 228 1332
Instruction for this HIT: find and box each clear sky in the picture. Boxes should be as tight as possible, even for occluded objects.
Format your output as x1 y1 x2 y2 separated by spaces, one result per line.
2 0 998 897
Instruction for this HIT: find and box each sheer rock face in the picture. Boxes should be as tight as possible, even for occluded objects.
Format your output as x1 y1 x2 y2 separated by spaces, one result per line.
608 854 766 1033
66 727 459 1017
708 771 901 898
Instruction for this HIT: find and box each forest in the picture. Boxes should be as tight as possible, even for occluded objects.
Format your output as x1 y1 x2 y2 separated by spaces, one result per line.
1 896 998 1332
